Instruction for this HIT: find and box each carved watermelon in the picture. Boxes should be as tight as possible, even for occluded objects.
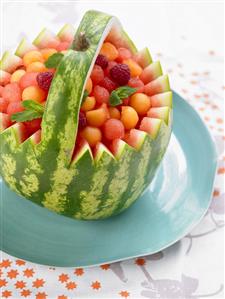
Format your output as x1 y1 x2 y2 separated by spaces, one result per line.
0 10 172 220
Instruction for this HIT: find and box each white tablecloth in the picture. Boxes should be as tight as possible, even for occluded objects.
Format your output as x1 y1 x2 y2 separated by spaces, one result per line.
1 2 224 298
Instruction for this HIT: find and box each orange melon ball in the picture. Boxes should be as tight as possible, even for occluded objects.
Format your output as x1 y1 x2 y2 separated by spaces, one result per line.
130 93 151 115
22 86 46 103
100 42 118 61
123 59 143 77
40 48 57 61
23 50 43 67
81 96 96 112
27 62 48 73
121 106 139 129
10 70 26 83
81 126 102 147
109 107 120 119
85 78 93 94
86 104 109 127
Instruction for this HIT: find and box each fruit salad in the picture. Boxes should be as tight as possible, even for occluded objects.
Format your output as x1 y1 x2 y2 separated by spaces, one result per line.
0 27 171 155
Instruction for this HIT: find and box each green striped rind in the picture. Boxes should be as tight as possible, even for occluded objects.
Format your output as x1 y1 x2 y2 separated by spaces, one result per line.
0 10 173 220
15 38 37 57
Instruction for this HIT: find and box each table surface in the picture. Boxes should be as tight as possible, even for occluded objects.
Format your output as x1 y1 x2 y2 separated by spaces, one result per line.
1 2 224 298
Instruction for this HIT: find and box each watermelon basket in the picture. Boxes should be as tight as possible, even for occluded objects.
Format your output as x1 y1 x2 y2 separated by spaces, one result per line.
0 10 172 220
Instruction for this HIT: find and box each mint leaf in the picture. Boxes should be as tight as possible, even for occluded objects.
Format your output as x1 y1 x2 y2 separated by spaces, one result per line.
11 110 43 122
110 92 121 106
45 52 64 68
110 86 137 106
11 100 44 122
22 100 44 113
81 90 89 104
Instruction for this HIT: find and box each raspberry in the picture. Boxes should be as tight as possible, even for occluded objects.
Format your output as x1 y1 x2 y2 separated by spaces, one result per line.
37 72 54 91
90 65 104 85
95 54 108 69
99 77 117 92
79 112 87 128
110 63 130 86
105 61 117 77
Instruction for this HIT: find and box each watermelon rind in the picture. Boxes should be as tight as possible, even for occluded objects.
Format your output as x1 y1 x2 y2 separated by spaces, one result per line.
134 47 153 68
57 24 76 42
15 38 37 57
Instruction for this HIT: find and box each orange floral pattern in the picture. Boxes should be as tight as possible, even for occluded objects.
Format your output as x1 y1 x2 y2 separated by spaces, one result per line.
119 290 130 298
21 289 31 297
58 274 69 283
33 278 45 288
91 281 101 290
74 268 84 276
23 268 35 278
65 281 77 290
36 292 47 299
7 269 19 279
15 280 26 289
1 290 12 298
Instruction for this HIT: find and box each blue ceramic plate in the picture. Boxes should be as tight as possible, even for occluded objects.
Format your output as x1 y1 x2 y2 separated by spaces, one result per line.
0 92 217 267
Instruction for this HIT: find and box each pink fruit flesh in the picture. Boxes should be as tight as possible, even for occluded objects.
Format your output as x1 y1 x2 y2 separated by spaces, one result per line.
7 101 24 117
2 83 22 102
104 119 125 140
19 72 38 90
0 97 9 113
93 85 110 104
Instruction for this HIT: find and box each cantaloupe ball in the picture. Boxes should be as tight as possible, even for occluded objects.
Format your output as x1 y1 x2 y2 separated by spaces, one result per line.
121 106 139 129
40 48 57 61
130 93 151 115
100 42 118 61
27 62 48 73
81 96 96 112
10 70 26 83
81 126 102 147
85 78 93 94
22 86 46 103
109 107 120 119
23 50 43 67
123 59 143 77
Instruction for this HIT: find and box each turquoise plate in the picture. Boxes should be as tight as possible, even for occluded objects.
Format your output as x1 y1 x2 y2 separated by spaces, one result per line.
0 92 217 267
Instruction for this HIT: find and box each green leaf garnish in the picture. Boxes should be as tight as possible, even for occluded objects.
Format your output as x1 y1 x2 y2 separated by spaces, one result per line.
11 100 44 122
110 86 137 106
45 52 64 68
22 100 44 113
11 110 43 122
81 90 89 104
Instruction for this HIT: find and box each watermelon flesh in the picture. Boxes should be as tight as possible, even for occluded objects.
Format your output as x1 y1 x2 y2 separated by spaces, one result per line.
140 61 162 84
0 70 11 85
33 28 60 49
0 51 23 73
144 75 170 96
0 11 172 220
0 112 12 132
